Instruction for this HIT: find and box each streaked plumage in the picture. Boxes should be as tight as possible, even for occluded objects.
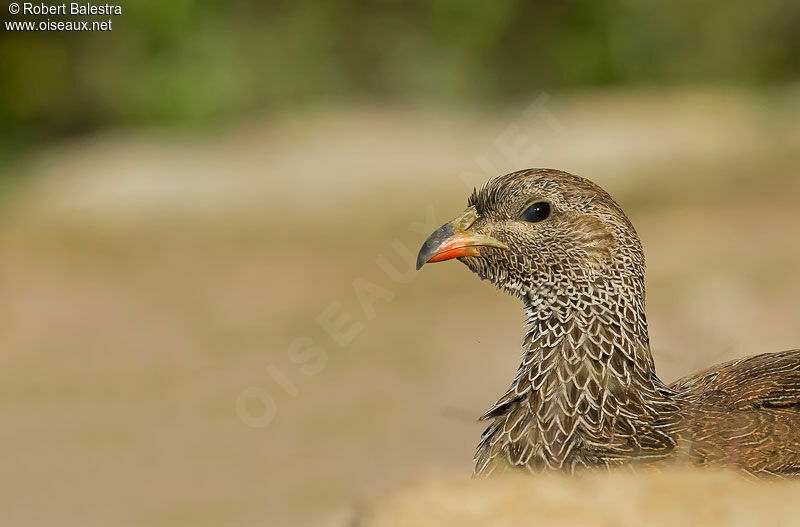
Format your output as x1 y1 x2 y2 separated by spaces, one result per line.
417 168 800 477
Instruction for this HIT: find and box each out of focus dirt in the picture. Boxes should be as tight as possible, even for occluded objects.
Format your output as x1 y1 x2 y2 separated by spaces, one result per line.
1 88 799 526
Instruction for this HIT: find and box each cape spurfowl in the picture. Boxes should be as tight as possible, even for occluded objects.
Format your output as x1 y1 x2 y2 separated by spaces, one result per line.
416 169 800 477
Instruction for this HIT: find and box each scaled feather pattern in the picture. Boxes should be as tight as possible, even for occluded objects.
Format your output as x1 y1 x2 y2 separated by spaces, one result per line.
420 169 800 477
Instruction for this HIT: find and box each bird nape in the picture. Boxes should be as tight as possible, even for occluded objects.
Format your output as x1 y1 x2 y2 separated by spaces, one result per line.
416 168 800 478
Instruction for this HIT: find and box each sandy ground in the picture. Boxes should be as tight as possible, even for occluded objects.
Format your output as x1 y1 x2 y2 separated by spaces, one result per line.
361 469 800 527
1 88 799 525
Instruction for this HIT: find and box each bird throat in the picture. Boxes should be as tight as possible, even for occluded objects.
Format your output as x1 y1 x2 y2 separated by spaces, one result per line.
475 277 679 474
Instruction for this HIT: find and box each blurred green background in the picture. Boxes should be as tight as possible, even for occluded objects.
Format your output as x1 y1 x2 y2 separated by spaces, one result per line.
2 2 800 526
3 0 800 162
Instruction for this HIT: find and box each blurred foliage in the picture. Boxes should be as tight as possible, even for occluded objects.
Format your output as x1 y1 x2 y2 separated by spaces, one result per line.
1 0 800 159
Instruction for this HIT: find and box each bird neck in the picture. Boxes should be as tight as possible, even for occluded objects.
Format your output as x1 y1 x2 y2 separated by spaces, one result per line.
519 277 663 400
479 274 679 471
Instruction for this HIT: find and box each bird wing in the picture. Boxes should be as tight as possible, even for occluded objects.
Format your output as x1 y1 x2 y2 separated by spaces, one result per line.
670 350 800 476
670 350 800 410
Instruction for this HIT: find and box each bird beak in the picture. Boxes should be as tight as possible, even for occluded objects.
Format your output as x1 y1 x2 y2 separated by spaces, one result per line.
416 206 509 270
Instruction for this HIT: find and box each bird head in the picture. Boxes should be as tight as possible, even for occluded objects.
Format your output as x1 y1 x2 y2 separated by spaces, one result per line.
417 169 645 303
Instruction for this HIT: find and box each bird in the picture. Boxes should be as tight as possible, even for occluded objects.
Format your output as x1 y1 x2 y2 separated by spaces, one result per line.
416 168 800 477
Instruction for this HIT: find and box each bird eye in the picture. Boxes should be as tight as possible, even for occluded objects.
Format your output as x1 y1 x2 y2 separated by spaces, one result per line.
520 202 551 223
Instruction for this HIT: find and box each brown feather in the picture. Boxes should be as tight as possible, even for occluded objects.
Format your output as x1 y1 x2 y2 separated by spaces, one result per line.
425 168 800 477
